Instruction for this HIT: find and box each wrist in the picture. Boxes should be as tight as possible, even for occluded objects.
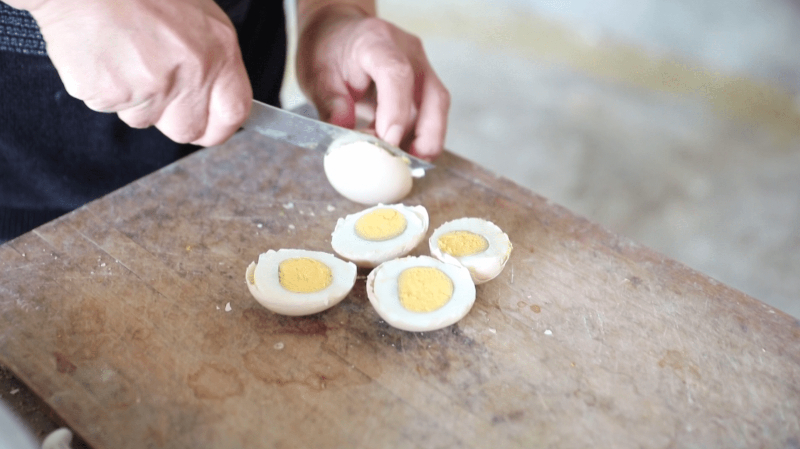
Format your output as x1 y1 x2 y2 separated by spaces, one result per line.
9 0 90 27
297 1 375 37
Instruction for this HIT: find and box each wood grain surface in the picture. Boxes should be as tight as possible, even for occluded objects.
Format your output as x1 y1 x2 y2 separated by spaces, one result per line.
1 131 799 448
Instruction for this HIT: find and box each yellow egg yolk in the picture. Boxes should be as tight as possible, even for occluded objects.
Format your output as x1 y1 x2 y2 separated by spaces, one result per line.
354 208 408 241
437 231 489 257
398 267 454 312
278 258 333 293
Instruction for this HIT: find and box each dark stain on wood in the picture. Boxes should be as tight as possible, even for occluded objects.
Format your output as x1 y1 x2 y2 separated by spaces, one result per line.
491 409 525 424
187 363 244 400
242 345 370 391
241 308 330 337
658 350 702 381
54 352 76 374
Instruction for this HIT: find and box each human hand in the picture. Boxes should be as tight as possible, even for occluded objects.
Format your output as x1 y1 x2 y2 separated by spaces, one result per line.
296 4 450 160
27 0 251 146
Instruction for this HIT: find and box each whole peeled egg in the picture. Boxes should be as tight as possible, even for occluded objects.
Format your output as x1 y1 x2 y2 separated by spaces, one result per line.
246 249 357 316
324 134 414 205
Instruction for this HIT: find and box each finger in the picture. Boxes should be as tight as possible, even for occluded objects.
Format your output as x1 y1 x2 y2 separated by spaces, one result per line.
83 72 169 115
409 69 450 159
191 59 252 147
318 94 356 129
359 44 415 147
303 68 356 129
154 93 209 144
116 98 163 129
83 90 140 114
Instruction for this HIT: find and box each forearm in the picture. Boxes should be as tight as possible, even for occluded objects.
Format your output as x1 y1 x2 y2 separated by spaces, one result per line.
3 0 49 12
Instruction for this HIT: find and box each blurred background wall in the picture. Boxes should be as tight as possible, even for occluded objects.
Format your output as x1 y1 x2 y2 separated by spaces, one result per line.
282 0 800 318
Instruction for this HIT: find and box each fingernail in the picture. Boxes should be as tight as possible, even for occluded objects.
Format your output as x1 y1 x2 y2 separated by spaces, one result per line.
383 124 404 146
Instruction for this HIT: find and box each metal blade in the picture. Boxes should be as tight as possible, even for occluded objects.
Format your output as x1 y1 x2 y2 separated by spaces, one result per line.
242 100 434 175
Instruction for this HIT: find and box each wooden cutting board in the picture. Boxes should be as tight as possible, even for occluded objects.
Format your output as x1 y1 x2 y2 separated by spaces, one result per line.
1 131 798 448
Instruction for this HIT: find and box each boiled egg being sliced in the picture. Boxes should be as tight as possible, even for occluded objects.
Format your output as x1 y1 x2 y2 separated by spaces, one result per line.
331 204 429 268
245 249 357 316
324 135 417 205
366 255 476 332
428 218 512 284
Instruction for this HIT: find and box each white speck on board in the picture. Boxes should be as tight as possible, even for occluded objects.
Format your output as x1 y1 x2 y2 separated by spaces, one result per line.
216 305 220 310
544 330 553 336
283 202 294 209
100 368 114 382
9 388 19 395
288 224 295 230
100 263 106 267
489 328 497 334
225 302 232 312
257 223 263 228
327 205 336 212
274 342 285 350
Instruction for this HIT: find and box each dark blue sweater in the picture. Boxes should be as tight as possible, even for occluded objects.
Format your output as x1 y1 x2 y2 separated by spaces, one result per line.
0 0 286 241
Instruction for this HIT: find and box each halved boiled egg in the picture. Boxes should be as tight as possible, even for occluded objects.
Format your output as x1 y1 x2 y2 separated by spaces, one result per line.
245 249 357 316
331 204 429 268
366 256 476 332
324 135 415 205
429 218 512 284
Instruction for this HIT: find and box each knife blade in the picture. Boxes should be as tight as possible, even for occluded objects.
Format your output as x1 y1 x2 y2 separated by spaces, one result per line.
242 99 434 176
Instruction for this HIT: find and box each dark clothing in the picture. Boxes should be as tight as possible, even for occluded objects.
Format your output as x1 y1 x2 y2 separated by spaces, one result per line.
0 0 286 241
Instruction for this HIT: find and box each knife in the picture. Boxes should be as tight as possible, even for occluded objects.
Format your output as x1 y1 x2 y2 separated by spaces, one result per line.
242 100 433 176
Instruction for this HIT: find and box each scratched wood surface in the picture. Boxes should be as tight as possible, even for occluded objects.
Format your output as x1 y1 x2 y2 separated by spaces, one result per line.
1 130 799 448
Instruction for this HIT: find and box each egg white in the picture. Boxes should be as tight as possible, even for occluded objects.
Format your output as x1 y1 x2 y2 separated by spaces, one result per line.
331 204 429 268
246 249 357 316
428 218 512 284
324 136 413 205
366 256 476 332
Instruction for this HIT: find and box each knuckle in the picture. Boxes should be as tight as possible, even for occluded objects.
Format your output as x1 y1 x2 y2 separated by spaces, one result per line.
438 86 452 109
215 95 250 126
361 17 394 37
409 35 424 52
392 62 415 83
371 53 413 81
